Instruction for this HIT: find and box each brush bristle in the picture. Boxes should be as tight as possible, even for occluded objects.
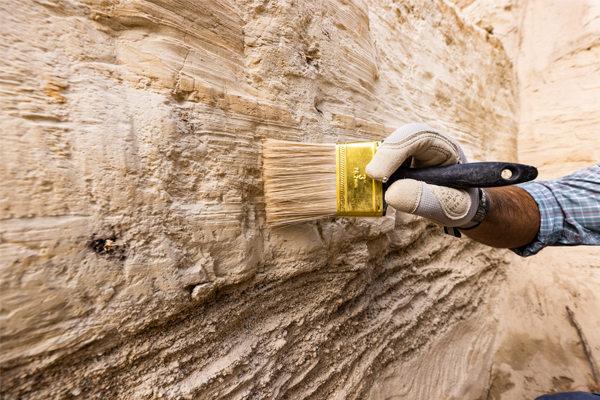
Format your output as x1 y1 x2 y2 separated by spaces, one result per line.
263 139 337 226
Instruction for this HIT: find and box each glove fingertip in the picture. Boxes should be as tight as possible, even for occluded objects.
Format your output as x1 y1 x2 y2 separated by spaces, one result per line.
366 147 408 181
365 161 386 181
384 179 423 214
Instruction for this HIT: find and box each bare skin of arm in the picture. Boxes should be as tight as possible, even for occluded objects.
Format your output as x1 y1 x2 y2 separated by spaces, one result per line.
459 186 541 249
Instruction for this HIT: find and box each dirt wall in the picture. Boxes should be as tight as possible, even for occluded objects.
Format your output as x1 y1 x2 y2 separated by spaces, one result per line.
453 1 600 398
1 0 595 399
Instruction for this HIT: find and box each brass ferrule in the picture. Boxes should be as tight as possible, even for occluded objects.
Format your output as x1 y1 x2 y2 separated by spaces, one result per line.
336 141 384 217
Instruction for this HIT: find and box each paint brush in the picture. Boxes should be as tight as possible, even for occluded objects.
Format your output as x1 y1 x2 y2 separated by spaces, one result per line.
263 139 538 226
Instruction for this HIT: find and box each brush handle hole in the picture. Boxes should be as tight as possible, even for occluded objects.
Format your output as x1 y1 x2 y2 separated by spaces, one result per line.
501 169 513 179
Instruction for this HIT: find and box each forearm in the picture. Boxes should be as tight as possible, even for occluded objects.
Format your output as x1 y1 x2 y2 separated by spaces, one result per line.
459 186 540 249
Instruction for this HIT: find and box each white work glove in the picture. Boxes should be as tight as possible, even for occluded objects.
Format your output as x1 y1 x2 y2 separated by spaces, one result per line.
366 123 479 227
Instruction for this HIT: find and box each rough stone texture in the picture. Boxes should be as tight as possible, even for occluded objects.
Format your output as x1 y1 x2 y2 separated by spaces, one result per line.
451 1 600 398
0 0 516 398
0 0 597 400
456 0 600 180
488 248 600 399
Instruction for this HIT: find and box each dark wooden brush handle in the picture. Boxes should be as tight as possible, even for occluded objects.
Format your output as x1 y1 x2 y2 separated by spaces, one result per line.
386 162 538 188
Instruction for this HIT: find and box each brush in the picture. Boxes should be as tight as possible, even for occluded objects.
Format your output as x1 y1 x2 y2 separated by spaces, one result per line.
263 139 538 226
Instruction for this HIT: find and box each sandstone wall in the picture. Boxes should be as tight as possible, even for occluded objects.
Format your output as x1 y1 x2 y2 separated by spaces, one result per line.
453 1 600 398
1 0 586 399
457 0 600 179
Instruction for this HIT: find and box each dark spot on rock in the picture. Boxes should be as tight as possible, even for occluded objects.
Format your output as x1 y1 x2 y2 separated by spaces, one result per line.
184 284 197 294
298 52 320 70
89 234 127 260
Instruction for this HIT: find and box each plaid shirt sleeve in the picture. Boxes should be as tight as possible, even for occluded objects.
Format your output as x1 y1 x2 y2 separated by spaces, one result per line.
511 164 600 257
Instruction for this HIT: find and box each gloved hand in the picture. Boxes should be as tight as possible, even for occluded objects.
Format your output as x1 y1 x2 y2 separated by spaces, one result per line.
365 123 479 227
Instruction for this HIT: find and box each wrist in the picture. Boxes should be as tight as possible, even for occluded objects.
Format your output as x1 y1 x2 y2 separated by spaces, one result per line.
458 186 540 248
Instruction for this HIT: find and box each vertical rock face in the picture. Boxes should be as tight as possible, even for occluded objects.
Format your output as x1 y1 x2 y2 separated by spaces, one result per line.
453 1 600 399
512 0 600 179
2 0 521 398
457 0 600 179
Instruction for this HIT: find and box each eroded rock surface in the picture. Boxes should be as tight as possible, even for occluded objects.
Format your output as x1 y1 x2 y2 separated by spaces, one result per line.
2 0 590 399
456 0 600 179
451 1 600 398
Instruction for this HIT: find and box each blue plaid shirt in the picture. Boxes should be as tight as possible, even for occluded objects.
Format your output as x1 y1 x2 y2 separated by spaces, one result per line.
512 164 600 257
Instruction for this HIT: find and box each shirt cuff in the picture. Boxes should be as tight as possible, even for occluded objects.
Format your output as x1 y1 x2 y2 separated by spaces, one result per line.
510 182 562 257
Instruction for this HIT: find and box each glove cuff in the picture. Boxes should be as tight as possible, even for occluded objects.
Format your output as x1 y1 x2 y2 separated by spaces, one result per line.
458 188 490 230
444 189 490 237
459 188 490 230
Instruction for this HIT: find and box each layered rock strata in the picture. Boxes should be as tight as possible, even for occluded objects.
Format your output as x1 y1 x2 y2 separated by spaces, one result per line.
2 0 526 398
451 1 600 398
